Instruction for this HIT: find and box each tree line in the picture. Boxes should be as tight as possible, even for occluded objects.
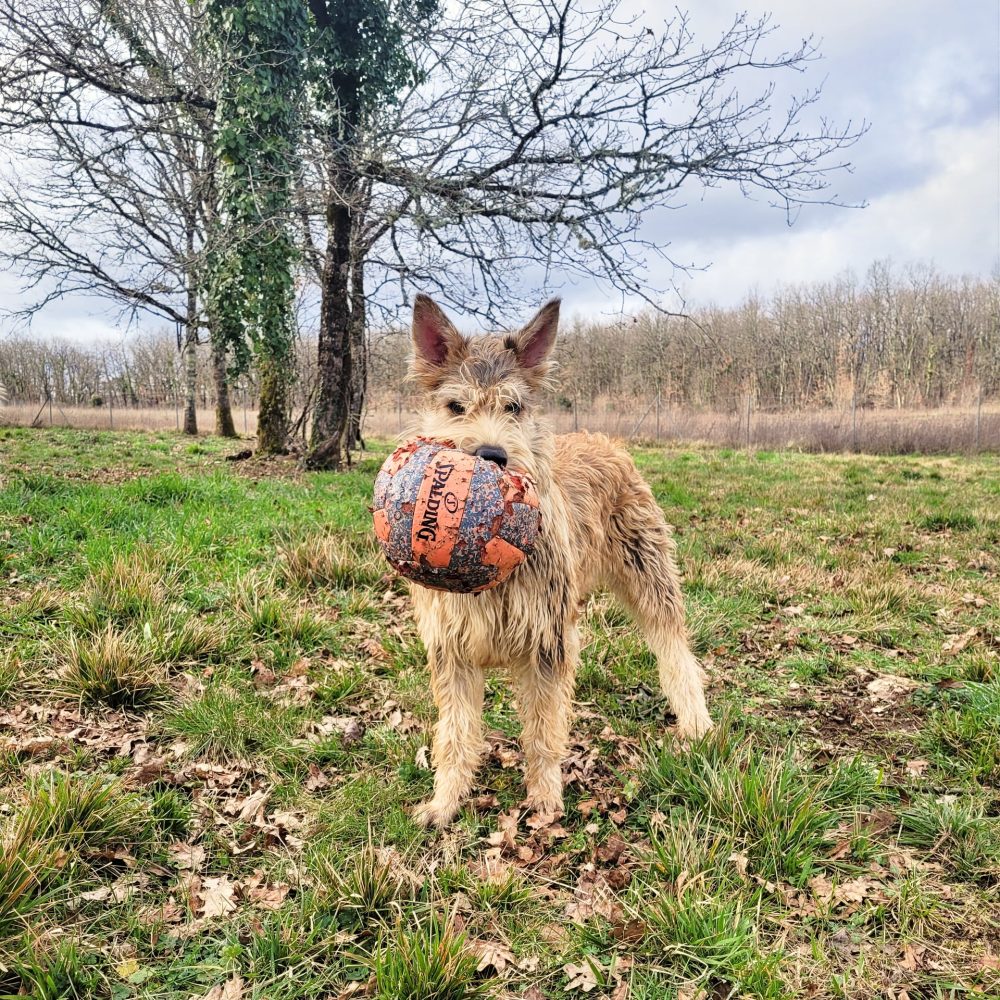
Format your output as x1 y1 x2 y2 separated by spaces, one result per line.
3 264 995 419
0 1 863 466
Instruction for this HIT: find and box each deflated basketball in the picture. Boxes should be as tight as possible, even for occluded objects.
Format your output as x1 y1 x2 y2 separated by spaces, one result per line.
372 438 541 593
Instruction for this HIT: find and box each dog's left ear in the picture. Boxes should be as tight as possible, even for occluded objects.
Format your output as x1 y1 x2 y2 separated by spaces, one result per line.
514 299 560 372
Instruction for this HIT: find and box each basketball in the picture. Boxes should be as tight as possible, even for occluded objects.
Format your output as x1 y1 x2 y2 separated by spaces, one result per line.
372 438 541 593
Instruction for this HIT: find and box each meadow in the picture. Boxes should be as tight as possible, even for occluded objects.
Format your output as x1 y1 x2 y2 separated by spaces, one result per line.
1 426 998 999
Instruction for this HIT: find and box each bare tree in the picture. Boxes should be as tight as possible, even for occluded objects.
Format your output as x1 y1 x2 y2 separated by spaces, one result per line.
0 0 237 436
297 0 865 468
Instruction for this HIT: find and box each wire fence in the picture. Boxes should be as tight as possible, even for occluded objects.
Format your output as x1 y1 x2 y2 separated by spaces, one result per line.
363 391 998 456
2 390 997 456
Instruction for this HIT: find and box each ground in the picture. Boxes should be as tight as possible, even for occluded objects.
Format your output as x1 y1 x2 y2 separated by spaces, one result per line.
1 426 998 1000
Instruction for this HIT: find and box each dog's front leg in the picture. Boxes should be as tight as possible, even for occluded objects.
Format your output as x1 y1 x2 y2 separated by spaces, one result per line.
414 652 485 829
513 624 578 817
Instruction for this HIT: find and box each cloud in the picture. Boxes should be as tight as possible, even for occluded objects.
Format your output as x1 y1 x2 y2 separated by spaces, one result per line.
1 0 995 339
665 117 999 307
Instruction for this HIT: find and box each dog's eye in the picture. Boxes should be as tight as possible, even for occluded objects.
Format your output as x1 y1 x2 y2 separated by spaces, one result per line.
446 401 465 416
504 401 522 416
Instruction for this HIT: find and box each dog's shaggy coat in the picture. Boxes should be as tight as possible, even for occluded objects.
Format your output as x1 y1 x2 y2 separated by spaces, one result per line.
407 295 712 827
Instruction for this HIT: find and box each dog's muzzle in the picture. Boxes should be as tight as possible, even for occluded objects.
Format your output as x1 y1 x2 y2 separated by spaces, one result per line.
474 444 508 468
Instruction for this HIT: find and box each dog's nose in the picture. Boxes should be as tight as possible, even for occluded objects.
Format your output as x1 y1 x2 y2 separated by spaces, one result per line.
474 445 508 468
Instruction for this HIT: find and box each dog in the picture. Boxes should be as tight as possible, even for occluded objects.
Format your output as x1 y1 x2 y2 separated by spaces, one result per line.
406 294 712 828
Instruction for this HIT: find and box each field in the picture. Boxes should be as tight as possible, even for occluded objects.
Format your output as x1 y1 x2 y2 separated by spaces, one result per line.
1 426 998 999
5 400 998 456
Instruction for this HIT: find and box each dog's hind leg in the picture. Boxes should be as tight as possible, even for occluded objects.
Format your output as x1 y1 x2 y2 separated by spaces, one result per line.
512 622 578 816
414 647 485 829
606 492 712 739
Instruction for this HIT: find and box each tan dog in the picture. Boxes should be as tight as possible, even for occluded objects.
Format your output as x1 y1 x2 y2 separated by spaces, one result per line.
407 295 712 828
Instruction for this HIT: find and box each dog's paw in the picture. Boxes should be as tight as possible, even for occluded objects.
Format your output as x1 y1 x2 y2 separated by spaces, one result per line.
522 795 564 820
674 713 713 741
413 799 459 829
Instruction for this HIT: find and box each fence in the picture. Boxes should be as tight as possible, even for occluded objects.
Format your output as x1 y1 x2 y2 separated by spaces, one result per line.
2 392 997 456
363 392 999 456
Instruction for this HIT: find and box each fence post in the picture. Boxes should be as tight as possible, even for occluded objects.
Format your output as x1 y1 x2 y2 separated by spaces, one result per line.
745 393 752 450
655 390 661 442
851 389 858 453
975 388 982 453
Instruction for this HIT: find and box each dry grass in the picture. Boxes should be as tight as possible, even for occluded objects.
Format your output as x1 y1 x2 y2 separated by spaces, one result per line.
366 398 1000 455
0 403 259 436
5 400 996 454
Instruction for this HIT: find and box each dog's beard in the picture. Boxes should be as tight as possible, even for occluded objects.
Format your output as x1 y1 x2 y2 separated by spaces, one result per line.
411 411 546 484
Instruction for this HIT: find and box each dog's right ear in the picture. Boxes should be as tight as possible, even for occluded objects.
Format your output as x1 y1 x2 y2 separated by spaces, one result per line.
411 294 467 388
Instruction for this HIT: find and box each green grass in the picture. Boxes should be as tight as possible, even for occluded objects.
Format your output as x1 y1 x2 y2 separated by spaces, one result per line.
1 427 998 998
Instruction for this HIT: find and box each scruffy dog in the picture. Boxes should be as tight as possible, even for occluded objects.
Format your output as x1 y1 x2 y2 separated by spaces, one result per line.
407 295 712 828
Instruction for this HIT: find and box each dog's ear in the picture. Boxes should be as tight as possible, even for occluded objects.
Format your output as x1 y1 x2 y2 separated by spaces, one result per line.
514 299 560 374
411 294 466 387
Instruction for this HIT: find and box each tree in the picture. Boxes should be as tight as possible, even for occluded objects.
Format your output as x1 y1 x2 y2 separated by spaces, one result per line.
299 0 437 470
0 0 238 437
205 0 308 453
297 0 863 468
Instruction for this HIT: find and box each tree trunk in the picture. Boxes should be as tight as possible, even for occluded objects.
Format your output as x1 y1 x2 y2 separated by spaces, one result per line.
183 320 198 435
305 178 353 470
257 358 289 454
347 259 366 451
211 337 237 437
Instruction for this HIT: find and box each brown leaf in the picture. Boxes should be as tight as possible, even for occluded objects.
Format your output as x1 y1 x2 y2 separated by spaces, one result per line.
728 850 750 877
199 875 238 920
203 975 244 1000
360 638 389 661
942 628 977 655
304 763 330 791
866 674 920 701
233 789 271 823
611 918 646 944
168 841 205 871
244 870 291 910
905 758 929 777
563 959 601 992
596 834 628 865
468 939 515 974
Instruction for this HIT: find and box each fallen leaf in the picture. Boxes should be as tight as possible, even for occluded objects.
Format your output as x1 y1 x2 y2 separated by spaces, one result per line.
596 834 627 865
199 876 238 919
563 959 601 992
304 763 329 791
469 939 515 974
905 759 929 777
900 943 926 972
866 674 920 701
203 976 244 1000
168 841 205 871
942 628 977 655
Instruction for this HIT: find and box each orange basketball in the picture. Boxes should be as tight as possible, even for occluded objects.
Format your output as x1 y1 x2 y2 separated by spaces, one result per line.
372 438 541 593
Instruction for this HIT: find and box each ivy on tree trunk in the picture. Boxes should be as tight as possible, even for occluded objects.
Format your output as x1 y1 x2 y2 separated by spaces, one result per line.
205 0 306 455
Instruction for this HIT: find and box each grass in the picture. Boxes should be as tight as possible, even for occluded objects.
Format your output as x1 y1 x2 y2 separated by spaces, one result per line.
0 426 998 998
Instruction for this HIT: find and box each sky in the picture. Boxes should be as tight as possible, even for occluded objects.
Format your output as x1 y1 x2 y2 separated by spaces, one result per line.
0 0 997 341
638 0 1000 316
